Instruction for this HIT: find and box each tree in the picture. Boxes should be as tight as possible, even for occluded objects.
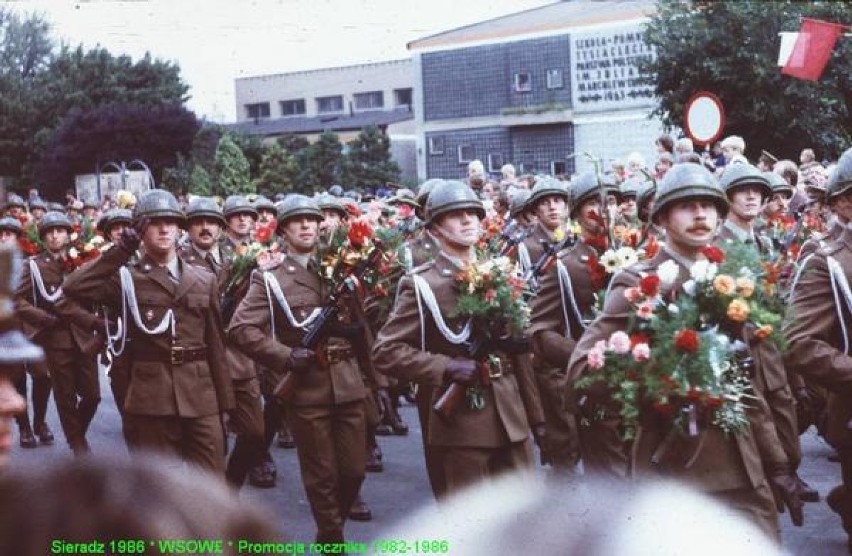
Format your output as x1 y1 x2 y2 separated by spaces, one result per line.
302 131 343 190
233 133 265 180
213 134 253 195
189 165 213 196
161 153 193 194
340 125 401 189
254 142 299 196
643 1 851 160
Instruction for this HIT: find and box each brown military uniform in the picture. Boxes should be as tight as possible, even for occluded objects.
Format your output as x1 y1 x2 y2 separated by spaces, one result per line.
567 248 782 539
372 252 546 497
229 254 370 543
62 246 234 473
15 253 102 454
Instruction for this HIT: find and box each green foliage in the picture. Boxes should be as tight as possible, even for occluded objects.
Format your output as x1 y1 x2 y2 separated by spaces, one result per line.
214 134 253 195
189 165 213 196
302 131 343 190
254 142 299 196
643 0 851 159
340 125 401 189
161 153 193 194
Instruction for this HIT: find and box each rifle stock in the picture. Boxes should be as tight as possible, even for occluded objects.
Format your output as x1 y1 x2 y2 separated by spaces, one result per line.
433 334 491 421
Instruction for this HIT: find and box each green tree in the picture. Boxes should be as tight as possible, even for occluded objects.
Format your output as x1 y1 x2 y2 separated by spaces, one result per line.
233 133 265 180
302 131 343 190
214 134 253 195
643 0 851 160
161 153 193 194
254 142 299 196
189 165 213 196
190 124 225 176
340 125 401 189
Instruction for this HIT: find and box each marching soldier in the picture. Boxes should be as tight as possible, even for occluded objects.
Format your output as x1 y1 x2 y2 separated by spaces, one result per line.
221 195 257 255
567 163 802 540
28 198 47 224
15 212 102 456
785 148 852 549
372 181 547 497
3 195 26 219
63 191 234 473
229 194 373 544
252 195 278 226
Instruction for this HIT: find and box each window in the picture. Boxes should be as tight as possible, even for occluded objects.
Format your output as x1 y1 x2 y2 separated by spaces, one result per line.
394 88 413 107
551 161 567 176
280 99 306 117
354 91 384 110
487 153 504 172
513 72 531 92
428 136 444 156
245 102 270 119
458 144 475 164
316 95 344 113
546 69 564 89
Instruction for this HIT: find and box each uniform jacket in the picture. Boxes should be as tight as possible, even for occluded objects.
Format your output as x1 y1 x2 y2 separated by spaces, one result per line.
228 253 372 406
567 248 787 491
62 246 234 417
785 227 852 448
372 251 545 448
15 251 102 355
519 222 558 271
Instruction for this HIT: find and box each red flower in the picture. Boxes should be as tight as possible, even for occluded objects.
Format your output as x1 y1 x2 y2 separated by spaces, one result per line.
674 329 700 353
254 223 274 244
652 402 676 419
705 396 722 409
629 332 651 348
644 234 659 259
699 245 725 264
584 233 609 253
347 218 373 248
16 214 29 226
586 254 608 291
18 238 40 256
639 275 660 297
686 388 701 402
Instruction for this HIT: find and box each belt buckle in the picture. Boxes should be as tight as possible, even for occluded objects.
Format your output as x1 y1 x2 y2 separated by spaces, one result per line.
170 346 185 365
488 355 503 379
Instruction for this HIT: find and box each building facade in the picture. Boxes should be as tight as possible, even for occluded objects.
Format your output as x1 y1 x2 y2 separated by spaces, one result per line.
409 0 664 180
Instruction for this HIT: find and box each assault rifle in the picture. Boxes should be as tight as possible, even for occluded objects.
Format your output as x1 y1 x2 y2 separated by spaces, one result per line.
273 243 384 401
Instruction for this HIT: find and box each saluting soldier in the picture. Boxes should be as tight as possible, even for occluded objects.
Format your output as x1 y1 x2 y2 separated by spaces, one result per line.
567 163 802 540
62 191 234 473
785 148 852 550
14 212 104 456
372 181 547 498
229 195 373 545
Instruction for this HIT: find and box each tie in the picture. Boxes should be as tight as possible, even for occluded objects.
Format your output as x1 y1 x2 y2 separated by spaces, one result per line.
205 252 220 273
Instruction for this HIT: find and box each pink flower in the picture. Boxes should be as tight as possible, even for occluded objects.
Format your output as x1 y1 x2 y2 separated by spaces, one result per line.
636 301 655 320
632 343 650 361
624 287 642 304
484 289 497 303
608 331 631 354
588 347 605 370
594 340 607 353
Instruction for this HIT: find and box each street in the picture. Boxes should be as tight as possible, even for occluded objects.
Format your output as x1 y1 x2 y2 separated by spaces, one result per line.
8 376 849 555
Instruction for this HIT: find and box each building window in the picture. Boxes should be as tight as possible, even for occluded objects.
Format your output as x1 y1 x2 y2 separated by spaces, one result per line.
458 144 475 164
513 72 531 92
487 153 504 172
428 136 444 156
245 102 270 119
316 95 344 113
280 99 306 117
354 91 384 110
551 161 567 176
546 69 564 89
394 88 413 107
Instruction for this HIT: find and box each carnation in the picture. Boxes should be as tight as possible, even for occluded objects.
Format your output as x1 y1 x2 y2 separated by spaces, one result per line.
632 343 650 361
609 331 631 354
636 301 655 320
624 287 642 304
639 275 661 297
588 347 605 370
712 274 737 296
700 245 725 264
674 329 700 352
657 260 680 286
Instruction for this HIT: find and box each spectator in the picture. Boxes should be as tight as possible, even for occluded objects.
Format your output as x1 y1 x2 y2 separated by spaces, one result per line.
757 150 778 172
467 160 486 190
654 152 674 180
655 134 674 155
674 137 694 157
500 164 518 189
720 135 748 165
626 151 647 176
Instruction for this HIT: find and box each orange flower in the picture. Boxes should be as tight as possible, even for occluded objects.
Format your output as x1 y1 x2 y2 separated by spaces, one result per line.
712 275 736 296
726 298 750 323
736 277 755 298
347 218 373 248
754 324 773 340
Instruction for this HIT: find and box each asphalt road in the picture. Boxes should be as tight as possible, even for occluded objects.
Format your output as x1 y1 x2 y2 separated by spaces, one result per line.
6 375 849 555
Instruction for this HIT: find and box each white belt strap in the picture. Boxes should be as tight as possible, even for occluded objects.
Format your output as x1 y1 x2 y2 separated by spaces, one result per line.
788 253 814 299
557 260 587 338
29 259 63 304
827 256 852 355
412 274 470 351
262 271 322 340
517 242 532 275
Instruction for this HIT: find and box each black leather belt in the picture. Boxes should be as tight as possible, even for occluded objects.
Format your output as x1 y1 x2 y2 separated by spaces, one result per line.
134 345 208 365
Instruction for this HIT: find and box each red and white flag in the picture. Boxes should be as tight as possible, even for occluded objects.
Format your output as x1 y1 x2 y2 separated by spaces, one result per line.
781 18 848 81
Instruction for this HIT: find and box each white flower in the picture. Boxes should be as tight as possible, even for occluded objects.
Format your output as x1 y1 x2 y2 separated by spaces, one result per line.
657 260 680 286
689 260 718 282
667 303 680 314
682 280 697 296
90 235 105 246
68 247 79 258
617 246 638 268
600 250 622 273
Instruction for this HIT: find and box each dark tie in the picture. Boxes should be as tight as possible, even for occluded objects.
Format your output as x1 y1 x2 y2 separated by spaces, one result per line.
205 252 220 273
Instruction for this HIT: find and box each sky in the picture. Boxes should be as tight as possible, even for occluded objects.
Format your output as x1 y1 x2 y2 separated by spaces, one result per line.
7 0 553 122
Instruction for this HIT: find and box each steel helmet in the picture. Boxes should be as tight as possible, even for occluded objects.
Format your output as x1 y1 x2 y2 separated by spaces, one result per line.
37 211 74 237
569 172 618 219
222 195 259 220
827 148 852 201
719 163 772 199
277 194 322 226
185 197 226 226
132 190 185 224
96 209 133 234
651 163 728 224
527 176 569 209
425 180 484 225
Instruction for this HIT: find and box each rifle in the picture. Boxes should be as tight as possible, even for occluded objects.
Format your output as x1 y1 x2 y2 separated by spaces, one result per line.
273 243 384 401
526 234 573 293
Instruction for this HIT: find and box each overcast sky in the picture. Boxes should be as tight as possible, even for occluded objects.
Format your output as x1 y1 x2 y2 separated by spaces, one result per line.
7 0 552 122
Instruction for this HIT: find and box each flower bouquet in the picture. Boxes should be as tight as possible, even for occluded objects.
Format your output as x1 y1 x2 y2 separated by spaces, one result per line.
221 218 282 321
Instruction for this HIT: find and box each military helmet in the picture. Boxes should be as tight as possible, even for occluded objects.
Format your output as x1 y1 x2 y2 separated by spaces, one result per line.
719 163 772 199
635 181 657 223
425 180 485 225
569 172 618 219
132 189 185 224
509 189 533 218
38 211 74 237
222 195 258 220
764 172 794 199
827 148 852 201
28 198 47 213
47 202 65 213
277 194 322 226
527 176 569 209
0 216 23 236
651 163 728 224
5 194 25 212
620 175 653 200
96 209 133 234
252 195 278 216
82 198 98 210
315 193 348 217
387 188 419 208
185 197 226 226
416 178 446 207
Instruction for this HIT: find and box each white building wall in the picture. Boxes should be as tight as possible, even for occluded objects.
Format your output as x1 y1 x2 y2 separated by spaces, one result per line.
572 111 665 176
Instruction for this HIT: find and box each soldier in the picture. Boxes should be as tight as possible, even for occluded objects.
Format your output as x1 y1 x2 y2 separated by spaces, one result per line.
28 199 47 224
14 212 102 456
81 200 98 223
567 163 802 540
62 190 234 473
508 189 535 232
372 181 547 497
785 147 852 549
715 164 773 251
229 194 372 544
221 195 258 255
4 195 26 219
252 195 278 226
517 177 569 270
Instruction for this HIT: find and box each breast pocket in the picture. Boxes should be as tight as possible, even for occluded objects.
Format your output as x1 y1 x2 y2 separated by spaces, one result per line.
136 292 173 329
186 293 210 313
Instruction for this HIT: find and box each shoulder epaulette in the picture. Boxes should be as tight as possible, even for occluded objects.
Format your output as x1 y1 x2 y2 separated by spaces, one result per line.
409 260 434 275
